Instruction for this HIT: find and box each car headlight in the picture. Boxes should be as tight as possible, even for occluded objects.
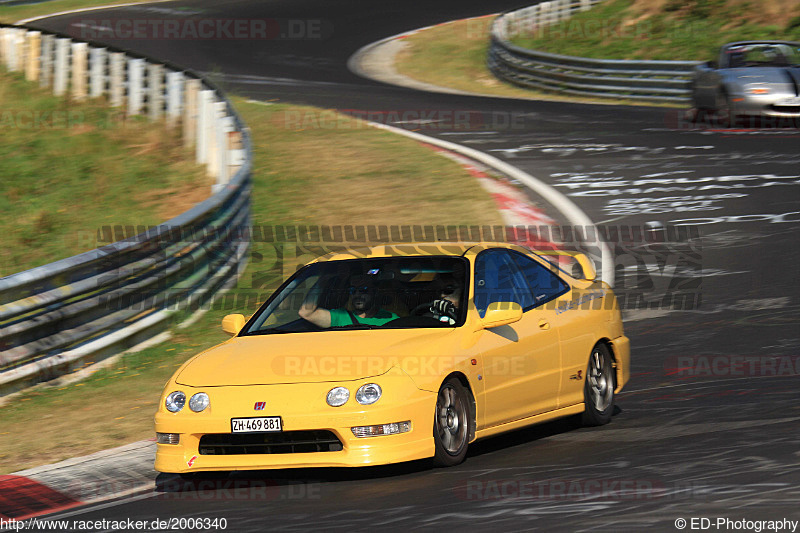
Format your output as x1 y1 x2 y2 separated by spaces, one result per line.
189 392 210 412
356 383 382 405
165 391 186 412
326 387 350 407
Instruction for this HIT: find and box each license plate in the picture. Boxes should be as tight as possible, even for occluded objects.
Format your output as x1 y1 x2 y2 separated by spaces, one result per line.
231 417 282 433
777 97 800 106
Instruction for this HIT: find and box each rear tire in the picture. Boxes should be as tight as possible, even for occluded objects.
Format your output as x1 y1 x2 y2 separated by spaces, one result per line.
432 377 471 467
581 343 616 427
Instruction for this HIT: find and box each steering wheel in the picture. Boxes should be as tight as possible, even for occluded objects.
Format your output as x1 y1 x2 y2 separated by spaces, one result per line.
411 302 434 316
412 300 457 321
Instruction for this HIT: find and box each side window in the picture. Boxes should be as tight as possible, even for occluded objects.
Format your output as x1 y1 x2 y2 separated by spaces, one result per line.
474 250 530 317
510 251 569 308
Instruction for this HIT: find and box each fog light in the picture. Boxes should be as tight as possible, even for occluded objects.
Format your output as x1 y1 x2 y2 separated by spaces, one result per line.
351 421 411 438
156 433 180 445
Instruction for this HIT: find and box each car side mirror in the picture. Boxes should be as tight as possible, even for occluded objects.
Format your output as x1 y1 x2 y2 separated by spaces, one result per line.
222 314 246 336
707 60 717 69
478 302 523 330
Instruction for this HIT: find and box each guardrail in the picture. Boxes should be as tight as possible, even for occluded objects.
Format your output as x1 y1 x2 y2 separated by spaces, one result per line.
0 23 252 397
488 0 701 103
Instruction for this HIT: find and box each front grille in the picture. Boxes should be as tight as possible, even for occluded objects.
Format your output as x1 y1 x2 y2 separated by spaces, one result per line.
769 104 800 114
199 430 343 455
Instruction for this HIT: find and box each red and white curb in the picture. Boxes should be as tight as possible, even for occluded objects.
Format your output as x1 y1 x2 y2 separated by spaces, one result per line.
425 144 559 250
2 440 156 520
368 122 613 284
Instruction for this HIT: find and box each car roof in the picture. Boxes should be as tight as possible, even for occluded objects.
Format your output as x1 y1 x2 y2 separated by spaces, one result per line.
311 242 528 262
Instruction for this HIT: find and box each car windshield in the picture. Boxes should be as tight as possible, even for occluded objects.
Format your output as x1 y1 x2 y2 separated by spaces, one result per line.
242 256 469 334
727 43 800 67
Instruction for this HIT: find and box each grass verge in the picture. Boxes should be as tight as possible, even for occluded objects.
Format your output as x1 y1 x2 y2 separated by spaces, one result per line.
0 68 210 277
394 16 566 101
393 0 800 104
393 16 674 107
0 0 167 24
510 0 800 60
0 95 504 474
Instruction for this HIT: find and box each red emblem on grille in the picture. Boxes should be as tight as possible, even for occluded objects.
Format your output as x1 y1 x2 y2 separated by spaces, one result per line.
254 401 266 410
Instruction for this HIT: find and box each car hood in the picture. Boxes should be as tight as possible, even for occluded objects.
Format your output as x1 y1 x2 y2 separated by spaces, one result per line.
727 66 800 86
175 328 458 386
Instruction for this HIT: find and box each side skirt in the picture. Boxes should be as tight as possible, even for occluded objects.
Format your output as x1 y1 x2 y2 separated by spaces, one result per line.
474 404 584 442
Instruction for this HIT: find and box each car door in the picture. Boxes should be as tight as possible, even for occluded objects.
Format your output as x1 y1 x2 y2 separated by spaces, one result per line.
473 249 568 427
508 251 604 409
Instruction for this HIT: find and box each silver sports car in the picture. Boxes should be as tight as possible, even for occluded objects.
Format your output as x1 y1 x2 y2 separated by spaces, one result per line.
692 41 800 126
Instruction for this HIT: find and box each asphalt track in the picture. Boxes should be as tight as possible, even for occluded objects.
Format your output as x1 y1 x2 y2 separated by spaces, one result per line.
25 1 800 531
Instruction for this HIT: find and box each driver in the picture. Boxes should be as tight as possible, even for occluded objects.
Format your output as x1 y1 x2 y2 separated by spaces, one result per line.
429 274 463 325
299 274 398 328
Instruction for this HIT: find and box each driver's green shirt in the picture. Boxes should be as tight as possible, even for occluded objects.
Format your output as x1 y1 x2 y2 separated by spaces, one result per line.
329 308 398 327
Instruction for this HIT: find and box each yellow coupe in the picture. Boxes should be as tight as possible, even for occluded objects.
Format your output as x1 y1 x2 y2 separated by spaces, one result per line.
154 243 630 473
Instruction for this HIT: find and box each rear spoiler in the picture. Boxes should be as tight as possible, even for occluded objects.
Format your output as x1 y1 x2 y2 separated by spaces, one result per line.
535 251 597 281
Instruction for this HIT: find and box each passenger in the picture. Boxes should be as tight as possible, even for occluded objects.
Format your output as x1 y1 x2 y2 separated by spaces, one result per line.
299 274 398 328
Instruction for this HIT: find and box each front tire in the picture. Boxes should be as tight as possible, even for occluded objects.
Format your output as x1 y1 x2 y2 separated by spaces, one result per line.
581 343 616 426
432 378 471 467
715 90 735 128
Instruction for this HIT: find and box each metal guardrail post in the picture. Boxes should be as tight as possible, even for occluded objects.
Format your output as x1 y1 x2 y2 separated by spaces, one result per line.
207 97 220 179
40 33 54 88
148 63 164 120
127 57 145 115
109 52 124 107
166 70 183 128
4 28 18 70
197 89 213 165
24 30 40 82
71 42 88 100
89 47 106 98
183 78 200 148
214 101 230 190
222 114 236 177
0 28 6 66
53 37 70 95
14 28 24 72
5 28 19 70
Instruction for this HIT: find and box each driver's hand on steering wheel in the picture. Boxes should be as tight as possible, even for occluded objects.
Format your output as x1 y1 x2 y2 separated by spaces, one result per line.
430 299 457 324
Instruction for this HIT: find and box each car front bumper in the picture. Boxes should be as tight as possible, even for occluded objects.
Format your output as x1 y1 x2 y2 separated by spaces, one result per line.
154 376 436 473
734 93 800 118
